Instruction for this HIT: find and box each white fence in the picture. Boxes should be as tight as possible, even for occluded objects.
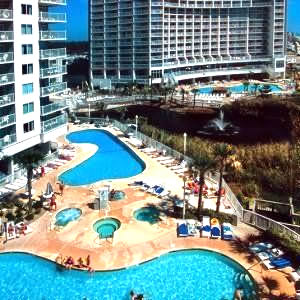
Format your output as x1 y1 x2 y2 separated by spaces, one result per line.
76 116 300 241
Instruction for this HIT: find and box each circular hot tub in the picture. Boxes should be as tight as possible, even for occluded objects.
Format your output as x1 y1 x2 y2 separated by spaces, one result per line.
93 217 121 238
133 207 161 225
55 208 82 226
110 190 126 201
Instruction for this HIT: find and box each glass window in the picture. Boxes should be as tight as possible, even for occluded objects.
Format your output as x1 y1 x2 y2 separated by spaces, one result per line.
22 64 33 75
23 102 34 114
22 44 33 55
23 121 34 133
22 83 33 95
21 24 32 35
21 4 32 15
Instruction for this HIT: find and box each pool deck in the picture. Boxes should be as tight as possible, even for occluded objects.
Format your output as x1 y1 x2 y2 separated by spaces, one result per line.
0 124 296 299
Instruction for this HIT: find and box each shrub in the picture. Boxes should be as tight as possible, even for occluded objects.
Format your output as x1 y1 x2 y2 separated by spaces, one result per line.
25 213 34 221
34 208 41 215
5 211 15 222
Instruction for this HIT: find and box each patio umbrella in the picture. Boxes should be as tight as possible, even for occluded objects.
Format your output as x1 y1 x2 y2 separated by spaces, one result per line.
44 183 53 199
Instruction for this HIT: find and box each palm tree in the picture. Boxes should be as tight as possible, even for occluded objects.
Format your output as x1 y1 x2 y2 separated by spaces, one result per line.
181 88 185 104
14 149 45 215
253 83 259 96
213 143 235 213
193 150 216 218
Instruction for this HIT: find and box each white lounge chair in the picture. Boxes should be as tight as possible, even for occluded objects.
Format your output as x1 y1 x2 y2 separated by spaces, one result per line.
201 216 211 237
290 268 300 282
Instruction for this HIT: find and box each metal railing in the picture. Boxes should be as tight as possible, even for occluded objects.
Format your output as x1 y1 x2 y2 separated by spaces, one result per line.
74 117 300 241
0 133 16 148
0 114 15 128
0 9 13 20
40 65 67 78
41 114 67 133
0 73 14 85
0 31 13 42
41 100 68 116
39 12 66 22
39 0 66 5
0 93 14 106
0 51 13 63
40 48 66 59
39 31 66 40
40 82 67 97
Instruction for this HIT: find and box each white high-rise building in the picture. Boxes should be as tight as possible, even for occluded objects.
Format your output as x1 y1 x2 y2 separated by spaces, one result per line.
0 0 68 182
89 0 286 86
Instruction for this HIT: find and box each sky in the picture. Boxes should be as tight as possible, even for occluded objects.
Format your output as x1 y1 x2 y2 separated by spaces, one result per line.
66 0 300 41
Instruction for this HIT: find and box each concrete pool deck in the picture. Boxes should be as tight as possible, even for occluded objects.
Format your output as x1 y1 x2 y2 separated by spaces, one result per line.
0 124 296 299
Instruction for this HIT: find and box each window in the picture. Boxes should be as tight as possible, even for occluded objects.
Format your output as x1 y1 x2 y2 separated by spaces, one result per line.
23 121 34 133
23 102 34 114
22 83 33 95
22 44 33 55
21 24 32 35
21 4 32 15
22 64 33 75
276 60 285 68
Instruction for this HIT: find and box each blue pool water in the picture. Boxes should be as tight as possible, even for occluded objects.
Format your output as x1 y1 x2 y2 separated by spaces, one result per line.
55 208 82 226
0 251 257 300
59 129 145 186
134 207 161 224
197 83 282 94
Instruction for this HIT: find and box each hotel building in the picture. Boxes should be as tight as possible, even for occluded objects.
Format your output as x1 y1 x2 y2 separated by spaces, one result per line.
0 0 68 182
89 0 286 86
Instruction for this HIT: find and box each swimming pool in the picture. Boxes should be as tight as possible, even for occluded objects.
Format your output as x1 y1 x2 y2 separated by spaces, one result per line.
197 83 282 94
0 250 257 299
59 129 145 186
55 208 82 227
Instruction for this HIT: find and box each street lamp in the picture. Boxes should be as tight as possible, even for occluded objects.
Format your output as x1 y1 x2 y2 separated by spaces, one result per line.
149 75 153 101
135 115 138 137
182 175 187 219
183 132 187 156
88 103 91 123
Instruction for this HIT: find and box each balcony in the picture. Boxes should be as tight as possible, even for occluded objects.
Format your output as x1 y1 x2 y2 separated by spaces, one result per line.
0 133 16 148
0 73 14 86
0 93 14 107
0 114 15 129
39 12 66 22
39 0 66 5
40 48 66 59
40 82 67 97
41 114 67 133
40 100 68 116
0 31 13 42
40 31 66 41
0 9 13 21
0 52 13 64
40 65 67 78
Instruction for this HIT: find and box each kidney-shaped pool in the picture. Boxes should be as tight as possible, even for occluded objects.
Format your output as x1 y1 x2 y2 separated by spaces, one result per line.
0 250 257 299
59 129 145 186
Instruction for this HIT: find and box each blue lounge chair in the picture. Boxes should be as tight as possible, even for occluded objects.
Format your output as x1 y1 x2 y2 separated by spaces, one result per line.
270 257 292 268
177 223 188 237
202 216 211 237
222 223 233 240
211 219 221 239
249 242 274 253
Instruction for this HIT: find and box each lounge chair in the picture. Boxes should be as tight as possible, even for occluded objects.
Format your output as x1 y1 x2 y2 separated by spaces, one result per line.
177 221 188 237
148 185 162 194
156 156 173 161
129 180 144 187
141 147 156 153
270 257 292 269
5 183 22 191
249 242 274 253
187 220 198 236
170 161 187 170
222 223 233 240
6 221 16 240
155 188 169 198
201 216 211 237
210 218 221 239
290 267 300 282
160 158 176 165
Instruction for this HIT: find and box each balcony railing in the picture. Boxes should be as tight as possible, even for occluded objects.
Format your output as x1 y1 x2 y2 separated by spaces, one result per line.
0 9 13 21
0 114 15 128
0 73 14 86
39 12 66 22
0 31 13 42
40 48 66 59
40 82 67 97
40 31 66 41
0 133 16 148
41 114 67 133
0 52 13 64
40 65 67 78
40 100 68 116
39 0 66 5
0 93 14 107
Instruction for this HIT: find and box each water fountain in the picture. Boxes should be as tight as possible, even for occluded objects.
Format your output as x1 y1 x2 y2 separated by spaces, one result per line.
197 110 239 136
